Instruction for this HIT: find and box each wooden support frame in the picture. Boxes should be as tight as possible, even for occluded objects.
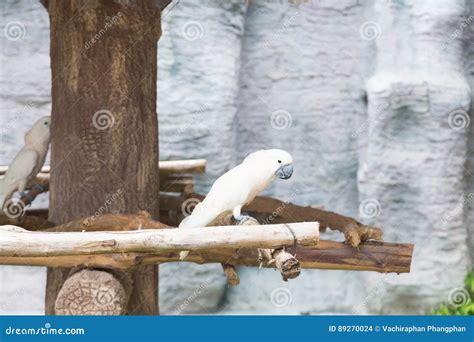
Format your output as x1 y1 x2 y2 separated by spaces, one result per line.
0 212 413 274
0 159 206 178
0 222 319 257
0 239 413 274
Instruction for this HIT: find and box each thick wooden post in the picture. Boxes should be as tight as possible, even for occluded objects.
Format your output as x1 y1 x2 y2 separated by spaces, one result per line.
43 0 164 315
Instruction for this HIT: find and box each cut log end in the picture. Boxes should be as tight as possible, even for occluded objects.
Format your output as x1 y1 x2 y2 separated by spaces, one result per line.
54 270 129 315
273 249 301 281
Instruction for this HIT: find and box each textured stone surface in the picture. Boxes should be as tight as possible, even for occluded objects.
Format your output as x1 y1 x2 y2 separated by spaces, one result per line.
0 0 472 315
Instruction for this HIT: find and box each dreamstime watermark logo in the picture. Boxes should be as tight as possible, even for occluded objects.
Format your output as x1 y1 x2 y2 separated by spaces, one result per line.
270 287 292 307
177 104 209 135
447 287 470 308
447 109 470 130
181 197 201 217
351 274 396 314
270 110 292 130
4 322 85 336
1 101 33 135
441 193 473 224
359 21 381 41
359 198 381 219
92 110 115 130
262 189 299 224
181 21 204 41
3 198 26 219
82 189 123 227
441 15 473 50
263 11 300 48
174 280 210 314
84 12 124 50
4 21 26 41
352 100 391 138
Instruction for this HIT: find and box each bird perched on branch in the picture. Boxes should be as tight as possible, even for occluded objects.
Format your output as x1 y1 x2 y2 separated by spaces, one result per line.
1 116 51 211
179 149 294 260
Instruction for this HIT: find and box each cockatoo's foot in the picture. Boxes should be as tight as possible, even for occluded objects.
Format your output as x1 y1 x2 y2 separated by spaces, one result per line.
18 191 34 204
179 251 189 260
234 214 255 225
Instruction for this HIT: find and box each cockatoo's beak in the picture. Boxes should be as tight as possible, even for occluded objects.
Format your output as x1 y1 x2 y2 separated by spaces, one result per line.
276 164 293 179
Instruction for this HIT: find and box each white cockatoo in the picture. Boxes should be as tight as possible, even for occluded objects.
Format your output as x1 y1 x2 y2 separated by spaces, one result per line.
1 116 51 211
179 149 294 259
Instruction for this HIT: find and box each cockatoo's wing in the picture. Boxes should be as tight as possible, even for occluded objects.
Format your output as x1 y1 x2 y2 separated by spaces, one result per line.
179 201 222 229
1 148 38 207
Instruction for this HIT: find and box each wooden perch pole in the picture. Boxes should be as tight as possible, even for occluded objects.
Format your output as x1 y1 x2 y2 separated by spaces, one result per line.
0 213 412 273
0 222 319 257
0 240 413 274
160 193 383 247
0 159 206 177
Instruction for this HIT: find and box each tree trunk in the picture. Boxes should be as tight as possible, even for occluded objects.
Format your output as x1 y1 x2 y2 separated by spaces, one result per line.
44 0 162 315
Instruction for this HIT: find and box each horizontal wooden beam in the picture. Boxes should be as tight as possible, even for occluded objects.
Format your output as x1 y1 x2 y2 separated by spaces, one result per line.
159 159 206 174
0 240 413 273
0 159 206 177
0 222 319 257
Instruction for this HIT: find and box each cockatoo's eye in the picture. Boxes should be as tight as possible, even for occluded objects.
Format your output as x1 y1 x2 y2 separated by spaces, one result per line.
277 160 282 164
44 122 48 126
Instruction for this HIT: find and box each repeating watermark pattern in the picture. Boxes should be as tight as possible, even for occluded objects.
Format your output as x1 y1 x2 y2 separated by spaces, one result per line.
81 189 123 227
261 189 299 225
177 104 209 135
441 193 473 224
359 198 381 219
270 287 292 307
84 12 124 50
174 279 210 314
181 21 204 41
3 198 26 219
441 15 473 50
262 11 300 49
1 101 33 135
447 287 470 308
447 109 470 130
352 100 391 138
351 274 396 314
270 110 292 130
92 110 115 131
181 197 201 217
4 21 26 41
359 21 381 41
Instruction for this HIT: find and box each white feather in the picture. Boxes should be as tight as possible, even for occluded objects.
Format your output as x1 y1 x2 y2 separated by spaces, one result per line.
178 149 293 260
1 116 51 210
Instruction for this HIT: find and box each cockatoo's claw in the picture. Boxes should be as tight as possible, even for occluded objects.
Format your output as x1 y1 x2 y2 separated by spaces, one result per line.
235 214 254 225
179 251 189 260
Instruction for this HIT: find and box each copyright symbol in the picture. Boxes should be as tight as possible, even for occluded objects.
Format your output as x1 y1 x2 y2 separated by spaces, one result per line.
375 326 380 332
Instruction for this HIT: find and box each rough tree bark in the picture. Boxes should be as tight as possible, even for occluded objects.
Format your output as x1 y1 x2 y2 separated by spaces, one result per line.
43 0 164 315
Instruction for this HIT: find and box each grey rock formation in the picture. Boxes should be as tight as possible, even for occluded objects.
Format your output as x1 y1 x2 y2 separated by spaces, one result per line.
0 0 472 315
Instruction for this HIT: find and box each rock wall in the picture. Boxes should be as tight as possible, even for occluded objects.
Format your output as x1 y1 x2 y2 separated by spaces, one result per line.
0 0 472 315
